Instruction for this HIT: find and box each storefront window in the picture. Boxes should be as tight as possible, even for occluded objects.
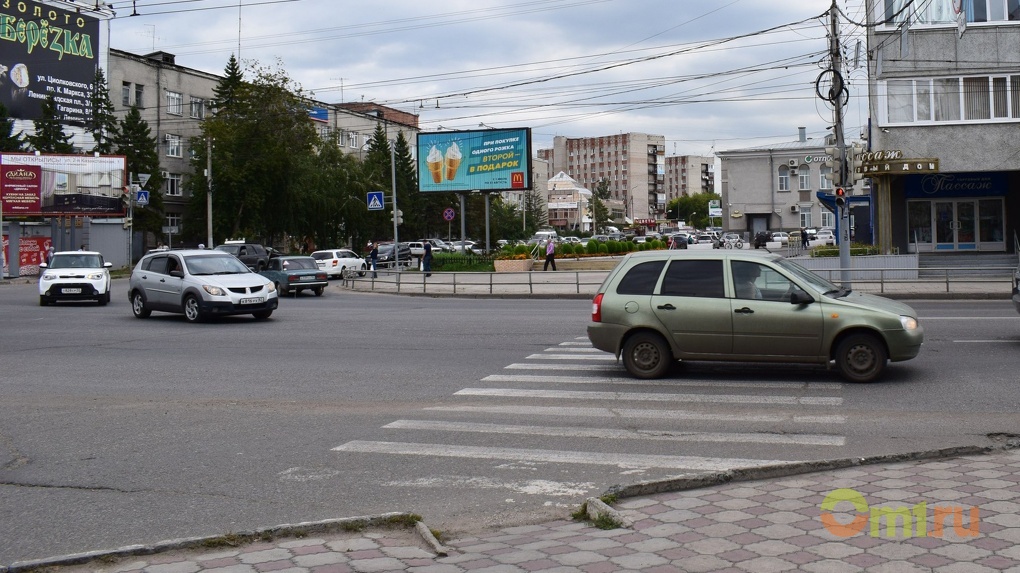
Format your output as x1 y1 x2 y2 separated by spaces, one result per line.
979 199 1004 241
908 202 932 244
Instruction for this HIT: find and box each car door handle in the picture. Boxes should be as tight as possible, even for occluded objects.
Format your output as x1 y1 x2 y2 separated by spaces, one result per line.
657 304 676 310
734 307 754 314
160 278 166 283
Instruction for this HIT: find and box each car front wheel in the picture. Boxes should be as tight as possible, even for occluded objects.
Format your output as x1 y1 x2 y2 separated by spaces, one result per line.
131 292 151 318
183 295 204 323
253 310 273 320
622 332 673 379
834 333 888 383
39 295 50 306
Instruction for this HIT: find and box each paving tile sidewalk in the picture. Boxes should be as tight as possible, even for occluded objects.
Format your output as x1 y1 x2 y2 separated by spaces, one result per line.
13 447 1020 573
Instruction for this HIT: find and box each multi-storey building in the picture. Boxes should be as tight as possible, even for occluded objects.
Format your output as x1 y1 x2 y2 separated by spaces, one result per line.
537 133 666 224
718 128 848 237
866 1 1019 254
664 155 715 200
108 49 418 246
546 172 591 232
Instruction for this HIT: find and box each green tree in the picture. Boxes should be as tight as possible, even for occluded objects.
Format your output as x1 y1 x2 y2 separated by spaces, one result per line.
26 94 74 153
212 54 244 112
114 106 165 240
88 68 119 154
591 178 612 234
0 102 25 151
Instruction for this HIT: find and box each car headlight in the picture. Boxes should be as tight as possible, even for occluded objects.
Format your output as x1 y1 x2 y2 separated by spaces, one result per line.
202 285 227 296
900 316 918 331
267 282 277 293
86 272 105 280
41 273 57 281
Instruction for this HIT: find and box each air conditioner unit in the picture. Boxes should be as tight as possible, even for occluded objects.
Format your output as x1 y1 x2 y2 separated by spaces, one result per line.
789 168 798 177
790 205 799 213
165 134 172 141
788 159 798 167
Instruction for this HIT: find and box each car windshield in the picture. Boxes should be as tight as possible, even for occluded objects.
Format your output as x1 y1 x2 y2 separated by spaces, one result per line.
49 254 102 269
185 254 251 275
773 257 842 295
283 258 317 270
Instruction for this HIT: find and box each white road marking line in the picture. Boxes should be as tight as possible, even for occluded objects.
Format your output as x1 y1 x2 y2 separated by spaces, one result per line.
506 363 623 371
332 441 785 471
544 347 604 353
953 340 1016 343
527 353 617 360
455 388 843 406
924 317 1020 320
558 342 593 346
383 420 845 446
486 372 843 391
426 405 846 424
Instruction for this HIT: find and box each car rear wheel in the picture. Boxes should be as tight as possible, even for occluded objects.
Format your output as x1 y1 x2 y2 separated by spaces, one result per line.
622 332 673 379
131 292 150 318
835 333 887 383
313 286 324 296
358 264 367 277
183 294 204 323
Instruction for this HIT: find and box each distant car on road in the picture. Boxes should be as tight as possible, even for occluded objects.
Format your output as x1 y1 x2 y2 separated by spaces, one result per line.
311 249 366 278
214 241 270 271
814 229 836 245
260 256 328 297
771 231 790 245
753 231 772 249
695 234 720 248
38 251 112 306
129 249 278 322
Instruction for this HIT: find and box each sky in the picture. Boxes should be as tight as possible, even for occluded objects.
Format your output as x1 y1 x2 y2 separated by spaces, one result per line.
107 0 871 156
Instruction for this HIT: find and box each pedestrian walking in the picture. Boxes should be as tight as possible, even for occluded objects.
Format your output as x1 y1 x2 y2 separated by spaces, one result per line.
369 242 378 278
422 241 433 277
543 239 557 271
801 227 809 247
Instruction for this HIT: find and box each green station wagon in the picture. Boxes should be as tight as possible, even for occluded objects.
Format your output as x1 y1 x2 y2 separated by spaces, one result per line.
587 250 923 383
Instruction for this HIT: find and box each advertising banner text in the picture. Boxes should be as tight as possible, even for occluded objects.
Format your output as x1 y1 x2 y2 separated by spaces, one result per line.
417 128 532 193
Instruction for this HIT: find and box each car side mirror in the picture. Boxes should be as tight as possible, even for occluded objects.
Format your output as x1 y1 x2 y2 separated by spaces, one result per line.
104 262 113 268
40 262 48 269
789 289 814 305
170 269 184 278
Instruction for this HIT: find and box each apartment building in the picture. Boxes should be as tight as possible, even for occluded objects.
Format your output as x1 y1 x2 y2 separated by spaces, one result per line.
664 155 715 200
537 133 666 224
108 49 418 243
866 0 1020 254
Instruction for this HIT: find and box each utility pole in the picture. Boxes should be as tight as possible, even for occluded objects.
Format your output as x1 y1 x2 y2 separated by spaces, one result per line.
206 136 214 248
830 2 852 287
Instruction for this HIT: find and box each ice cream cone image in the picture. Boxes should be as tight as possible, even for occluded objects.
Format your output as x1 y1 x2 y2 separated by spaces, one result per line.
444 142 462 181
426 145 444 183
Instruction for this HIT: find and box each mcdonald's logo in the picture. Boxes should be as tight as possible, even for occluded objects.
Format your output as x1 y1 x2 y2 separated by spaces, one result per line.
511 172 525 188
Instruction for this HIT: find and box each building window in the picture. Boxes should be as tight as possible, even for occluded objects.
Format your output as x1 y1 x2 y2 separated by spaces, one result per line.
882 74 1020 124
799 211 813 228
883 0 1020 25
165 173 182 197
821 210 835 228
190 98 205 119
819 165 833 190
798 168 810 191
166 134 182 157
122 82 131 107
135 85 144 109
166 91 183 115
348 132 359 148
165 214 181 231
778 166 791 192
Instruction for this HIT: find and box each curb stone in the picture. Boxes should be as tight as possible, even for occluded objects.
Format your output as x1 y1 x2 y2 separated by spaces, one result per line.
602 443 1007 500
584 497 633 529
2 512 426 573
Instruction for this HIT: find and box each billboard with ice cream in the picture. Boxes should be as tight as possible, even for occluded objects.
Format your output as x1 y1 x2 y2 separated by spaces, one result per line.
417 128 532 192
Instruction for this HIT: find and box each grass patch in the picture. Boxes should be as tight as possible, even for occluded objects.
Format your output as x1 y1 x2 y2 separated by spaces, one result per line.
592 513 624 530
200 532 250 548
570 502 589 521
599 493 618 505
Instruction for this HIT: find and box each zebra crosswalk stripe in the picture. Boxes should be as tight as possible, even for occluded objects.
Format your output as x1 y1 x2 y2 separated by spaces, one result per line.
485 373 843 391
425 404 846 424
455 387 843 406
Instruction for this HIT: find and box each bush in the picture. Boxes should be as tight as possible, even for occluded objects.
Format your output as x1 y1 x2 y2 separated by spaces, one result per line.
513 244 529 256
598 244 609 254
587 240 600 255
810 243 880 257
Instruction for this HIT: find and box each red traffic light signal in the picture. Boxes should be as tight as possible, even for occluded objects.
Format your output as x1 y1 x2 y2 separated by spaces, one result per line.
834 187 847 207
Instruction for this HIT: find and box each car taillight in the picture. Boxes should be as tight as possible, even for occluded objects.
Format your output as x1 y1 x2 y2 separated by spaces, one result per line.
592 293 603 323
317 273 327 280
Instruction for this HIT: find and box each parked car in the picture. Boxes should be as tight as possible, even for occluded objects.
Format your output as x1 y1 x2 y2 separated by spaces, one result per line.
448 240 478 254
311 249 367 278
214 241 271 271
771 231 790 245
587 250 924 383
814 229 836 245
128 249 278 322
38 251 112 306
753 231 772 249
590 234 610 243
695 234 720 248
407 241 429 257
376 242 413 266
259 256 328 296
667 234 689 249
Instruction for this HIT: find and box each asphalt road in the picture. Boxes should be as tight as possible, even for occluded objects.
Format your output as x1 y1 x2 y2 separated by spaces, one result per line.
1 279 1018 564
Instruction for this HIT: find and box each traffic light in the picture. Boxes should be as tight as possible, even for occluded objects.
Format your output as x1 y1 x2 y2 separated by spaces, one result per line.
392 210 403 225
123 217 132 229
849 142 866 184
823 146 843 185
834 187 847 208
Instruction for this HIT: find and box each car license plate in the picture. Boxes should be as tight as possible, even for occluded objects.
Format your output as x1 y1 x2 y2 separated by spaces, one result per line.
62 288 82 294
239 297 264 304
301 276 316 281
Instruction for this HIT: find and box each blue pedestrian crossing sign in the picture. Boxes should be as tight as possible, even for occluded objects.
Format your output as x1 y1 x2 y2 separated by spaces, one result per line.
367 191 385 211
136 190 149 206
